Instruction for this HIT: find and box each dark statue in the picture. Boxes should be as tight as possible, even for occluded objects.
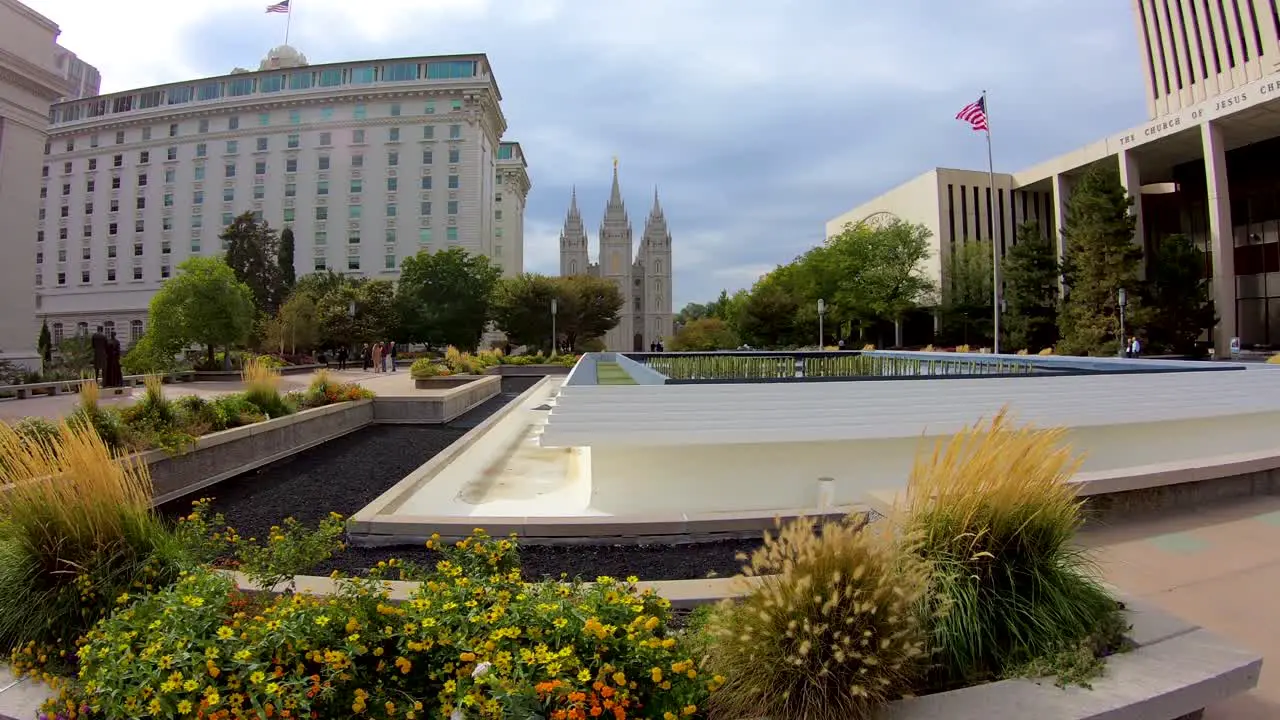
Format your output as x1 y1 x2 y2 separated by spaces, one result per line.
90 329 108 382
103 332 123 388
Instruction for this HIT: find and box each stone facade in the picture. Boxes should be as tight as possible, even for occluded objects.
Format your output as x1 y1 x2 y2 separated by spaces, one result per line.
558 165 674 351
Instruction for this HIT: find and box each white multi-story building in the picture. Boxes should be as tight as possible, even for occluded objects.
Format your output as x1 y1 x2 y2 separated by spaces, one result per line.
35 46 530 344
0 0 69 364
829 0 1280 355
52 45 100 101
559 164 674 352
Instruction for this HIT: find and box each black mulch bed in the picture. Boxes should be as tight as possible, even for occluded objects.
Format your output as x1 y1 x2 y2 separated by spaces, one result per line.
310 537 766 583
157 376 542 541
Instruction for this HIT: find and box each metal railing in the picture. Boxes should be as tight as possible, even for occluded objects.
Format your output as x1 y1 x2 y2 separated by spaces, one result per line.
624 351 1041 383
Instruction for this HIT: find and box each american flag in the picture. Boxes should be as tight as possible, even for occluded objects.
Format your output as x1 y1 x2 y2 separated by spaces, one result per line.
266 0 290 13
955 96 988 132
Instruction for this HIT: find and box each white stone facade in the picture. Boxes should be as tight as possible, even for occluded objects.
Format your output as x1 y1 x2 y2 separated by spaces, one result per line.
34 49 529 340
51 45 99 101
0 0 68 363
558 167 674 351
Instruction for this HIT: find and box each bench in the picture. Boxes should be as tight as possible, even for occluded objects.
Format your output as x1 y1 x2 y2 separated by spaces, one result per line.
2 371 195 400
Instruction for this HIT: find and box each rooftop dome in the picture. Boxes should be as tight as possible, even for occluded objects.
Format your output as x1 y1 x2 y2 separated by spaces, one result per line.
258 45 308 71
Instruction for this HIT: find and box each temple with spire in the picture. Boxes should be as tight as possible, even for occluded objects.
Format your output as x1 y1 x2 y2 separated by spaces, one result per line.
559 162 674 352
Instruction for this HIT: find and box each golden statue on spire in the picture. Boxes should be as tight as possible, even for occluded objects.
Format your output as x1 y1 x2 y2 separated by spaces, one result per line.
612 155 619 170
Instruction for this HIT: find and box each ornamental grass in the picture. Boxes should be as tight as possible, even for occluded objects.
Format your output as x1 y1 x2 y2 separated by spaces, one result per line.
0 417 181 664
903 408 1122 685
704 515 931 720
240 356 292 419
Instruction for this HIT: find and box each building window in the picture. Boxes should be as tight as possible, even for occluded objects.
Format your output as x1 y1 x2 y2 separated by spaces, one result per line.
446 227 458 242
111 177 120 190
285 183 296 197
348 232 360 245
449 147 460 163
115 131 125 144
423 126 434 140
387 177 398 191
316 180 328 196
258 112 269 126
386 203 397 217
353 104 366 120
256 137 268 152
447 175 459 189
350 205 362 219
350 179 363 194
109 222 117 236
169 123 178 137
385 253 396 270
495 209 502 220
135 219 144 232
222 212 233 226
390 103 401 116
283 208 295 222
316 207 328 220
319 132 331 146
226 140 238 153
447 200 458 215
388 151 399 167
113 154 122 167
196 143 207 157
163 169 174 183
420 201 432 216
194 166 205 180
451 99 462 111
287 134 299 149
425 101 435 115
228 116 240 130
449 125 461 139
137 173 148 187
193 191 203 204
133 267 142 280
81 270 90 284
421 176 432 190
254 160 267 175
161 240 171 254
347 256 360 271
56 272 66 286
52 323 64 342
389 127 400 142
288 109 301 124
198 119 209 133
253 185 265 200
286 158 298 173
353 129 365 144
90 134 99 148
315 231 327 245
139 151 150 164
223 188 234 202
421 150 432 166
142 128 152 141
106 268 115 282
134 242 143 256
225 164 236 178
352 154 364 168
419 228 432 243
130 320 143 342
314 256 326 271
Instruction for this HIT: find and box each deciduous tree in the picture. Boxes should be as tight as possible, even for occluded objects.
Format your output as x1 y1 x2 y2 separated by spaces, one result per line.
266 291 320 354
1057 165 1142 355
316 279 396 349
668 317 739 351
489 274 561 351
146 257 256 366
555 275 624 351
394 248 501 349
939 239 994 346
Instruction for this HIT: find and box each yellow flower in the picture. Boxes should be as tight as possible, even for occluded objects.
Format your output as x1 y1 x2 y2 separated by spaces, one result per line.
177 700 193 714
265 682 280 695
250 671 266 685
216 626 235 640
651 668 663 682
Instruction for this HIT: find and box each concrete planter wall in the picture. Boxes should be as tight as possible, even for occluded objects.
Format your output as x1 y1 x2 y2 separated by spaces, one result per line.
485 364 572 377
374 375 500 424
413 375 486 390
145 400 374 505
192 364 325 382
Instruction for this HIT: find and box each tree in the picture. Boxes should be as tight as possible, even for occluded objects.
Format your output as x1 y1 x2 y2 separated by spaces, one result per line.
939 239 994 346
675 302 709 325
489 274 561 351
668 317 739 351
555 275 624 351
278 227 297 293
316 279 397 349
1057 165 1142 355
293 269 349 301
394 248 501 349
1143 233 1214 354
266 291 320 355
1003 221 1061 352
146 257 256 366
819 218 936 343
222 212 284 315
738 280 799 348
37 321 52 364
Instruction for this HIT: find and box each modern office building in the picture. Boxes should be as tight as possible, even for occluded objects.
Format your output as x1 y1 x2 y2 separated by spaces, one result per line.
36 47 529 344
0 0 69 364
559 164 675 352
829 0 1280 354
52 46 101 100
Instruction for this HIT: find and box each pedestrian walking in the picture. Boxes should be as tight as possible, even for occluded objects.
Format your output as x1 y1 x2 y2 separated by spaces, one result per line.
337 346 348 371
361 343 371 371
372 342 383 373
387 341 397 372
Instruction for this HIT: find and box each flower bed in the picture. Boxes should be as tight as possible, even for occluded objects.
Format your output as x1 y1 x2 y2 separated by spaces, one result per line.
0 406 1260 720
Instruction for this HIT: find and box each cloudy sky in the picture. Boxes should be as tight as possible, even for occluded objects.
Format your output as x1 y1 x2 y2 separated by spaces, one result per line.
29 0 1146 309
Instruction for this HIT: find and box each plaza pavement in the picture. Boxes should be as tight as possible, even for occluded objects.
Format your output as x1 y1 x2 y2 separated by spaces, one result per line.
0 370 1276 716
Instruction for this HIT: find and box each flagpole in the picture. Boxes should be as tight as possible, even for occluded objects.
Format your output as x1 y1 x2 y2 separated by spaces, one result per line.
983 89 1003 354
284 0 293 46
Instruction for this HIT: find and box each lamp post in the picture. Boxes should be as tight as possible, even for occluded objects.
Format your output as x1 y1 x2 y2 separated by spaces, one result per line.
817 299 826 349
550 298 558 355
1117 288 1128 358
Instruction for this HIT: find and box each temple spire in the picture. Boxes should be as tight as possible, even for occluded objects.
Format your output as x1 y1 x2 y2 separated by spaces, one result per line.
607 157 624 211
567 185 580 219
650 186 663 216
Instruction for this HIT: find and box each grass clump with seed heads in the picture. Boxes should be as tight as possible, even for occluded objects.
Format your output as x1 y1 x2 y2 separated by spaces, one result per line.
903 408 1125 687
0 418 183 666
241 355 294 419
703 514 931 720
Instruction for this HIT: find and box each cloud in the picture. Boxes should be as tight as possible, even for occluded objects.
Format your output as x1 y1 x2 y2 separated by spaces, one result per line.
28 0 1145 308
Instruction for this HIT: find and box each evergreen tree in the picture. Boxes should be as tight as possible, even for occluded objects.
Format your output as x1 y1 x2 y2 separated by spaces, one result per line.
1143 233 1214 355
1003 221 1061 352
939 239 993 346
37 320 52 363
222 212 284 315
1057 165 1142 355
278 227 297 293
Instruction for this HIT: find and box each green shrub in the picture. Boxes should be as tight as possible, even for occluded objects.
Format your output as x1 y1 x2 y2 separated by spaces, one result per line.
0 419 182 673
904 409 1124 685
705 515 929 720
12 417 58 449
208 394 267 428
409 357 449 379
240 357 294 419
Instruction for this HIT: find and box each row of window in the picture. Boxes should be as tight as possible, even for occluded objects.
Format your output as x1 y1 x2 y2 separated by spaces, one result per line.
47 320 145 345
45 124 466 172
38 214 481 248
38 265 167 286
51 64 478 124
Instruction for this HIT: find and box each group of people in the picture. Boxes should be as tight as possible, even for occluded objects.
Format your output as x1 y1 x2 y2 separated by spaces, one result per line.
1124 336 1143 359
90 328 124 387
360 341 397 372
647 340 666 352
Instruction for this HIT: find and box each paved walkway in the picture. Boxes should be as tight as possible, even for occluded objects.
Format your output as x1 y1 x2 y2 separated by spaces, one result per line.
1081 495 1280 718
0 367 415 422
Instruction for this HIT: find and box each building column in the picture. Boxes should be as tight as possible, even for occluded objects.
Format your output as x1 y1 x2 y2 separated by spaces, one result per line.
1201 121 1237 358
1118 148 1146 275
1051 173 1070 295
